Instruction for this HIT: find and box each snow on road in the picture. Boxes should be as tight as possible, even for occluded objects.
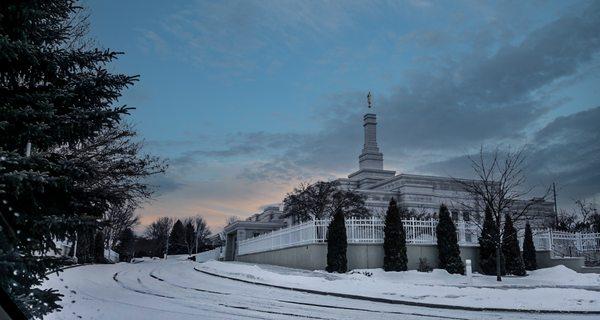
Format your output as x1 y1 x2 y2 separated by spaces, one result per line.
43 258 598 319
199 260 600 312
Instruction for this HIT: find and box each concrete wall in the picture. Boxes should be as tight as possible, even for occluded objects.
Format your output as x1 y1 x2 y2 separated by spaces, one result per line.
535 250 585 272
238 245 588 273
238 244 328 270
237 243 480 272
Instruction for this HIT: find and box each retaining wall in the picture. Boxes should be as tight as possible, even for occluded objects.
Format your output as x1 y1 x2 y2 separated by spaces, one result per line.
237 244 589 273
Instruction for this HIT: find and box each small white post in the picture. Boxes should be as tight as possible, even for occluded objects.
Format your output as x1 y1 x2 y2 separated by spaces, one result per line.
25 141 31 157
72 232 78 263
465 259 472 285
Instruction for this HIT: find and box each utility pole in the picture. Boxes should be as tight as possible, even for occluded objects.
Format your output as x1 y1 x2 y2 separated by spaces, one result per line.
553 182 558 225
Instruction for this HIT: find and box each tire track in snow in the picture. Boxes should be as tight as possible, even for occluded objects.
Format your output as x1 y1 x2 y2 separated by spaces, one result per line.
219 304 333 320
148 271 230 295
112 272 175 299
276 300 471 320
111 270 279 319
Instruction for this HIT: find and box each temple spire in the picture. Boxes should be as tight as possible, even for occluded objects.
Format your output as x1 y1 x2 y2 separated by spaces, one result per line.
347 91 396 186
358 92 383 170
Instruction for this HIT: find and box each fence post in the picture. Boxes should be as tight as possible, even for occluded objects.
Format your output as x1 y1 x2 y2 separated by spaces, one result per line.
431 219 435 244
351 218 355 243
576 232 582 252
411 218 415 243
371 216 375 242
548 228 553 252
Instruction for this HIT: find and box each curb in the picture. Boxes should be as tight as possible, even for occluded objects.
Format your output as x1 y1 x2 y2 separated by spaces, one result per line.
194 267 600 315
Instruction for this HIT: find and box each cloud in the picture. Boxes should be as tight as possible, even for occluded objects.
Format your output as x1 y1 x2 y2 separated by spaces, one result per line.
138 30 170 56
417 106 600 204
136 1 600 229
314 2 600 164
140 0 373 75
222 1 600 194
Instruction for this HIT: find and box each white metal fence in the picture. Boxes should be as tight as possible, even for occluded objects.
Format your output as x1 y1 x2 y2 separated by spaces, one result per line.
238 218 480 256
237 218 600 258
530 229 600 258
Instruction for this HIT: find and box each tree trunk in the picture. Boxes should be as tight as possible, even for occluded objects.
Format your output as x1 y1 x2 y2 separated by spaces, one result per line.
495 245 502 282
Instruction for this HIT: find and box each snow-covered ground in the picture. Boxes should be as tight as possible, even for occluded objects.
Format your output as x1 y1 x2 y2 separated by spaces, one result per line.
199 260 600 312
42 257 599 319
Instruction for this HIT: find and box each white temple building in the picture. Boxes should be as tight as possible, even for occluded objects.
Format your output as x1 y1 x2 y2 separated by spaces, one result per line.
335 97 554 226
222 95 555 256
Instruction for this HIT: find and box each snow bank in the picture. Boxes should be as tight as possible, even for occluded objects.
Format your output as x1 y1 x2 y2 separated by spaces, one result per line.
199 261 600 312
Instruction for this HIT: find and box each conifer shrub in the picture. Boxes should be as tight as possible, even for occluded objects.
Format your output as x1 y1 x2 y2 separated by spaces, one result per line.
502 214 526 276
436 205 465 274
383 198 408 271
326 208 348 273
522 221 537 270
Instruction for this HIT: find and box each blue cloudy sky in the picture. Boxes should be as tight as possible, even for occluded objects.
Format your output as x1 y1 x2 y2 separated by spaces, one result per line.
84 0 600 230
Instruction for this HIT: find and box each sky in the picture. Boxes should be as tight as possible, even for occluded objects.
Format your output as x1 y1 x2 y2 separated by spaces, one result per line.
83 0 600 232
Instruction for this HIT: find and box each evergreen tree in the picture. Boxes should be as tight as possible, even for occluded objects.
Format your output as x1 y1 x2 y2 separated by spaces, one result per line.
522 221 537 270
94 232 105 263
502 214 526 276
436 205 465 274
168 220 188 255
326 208 347 273
0 1 158 316
115 228 135 262
383 198 407 271
478 206 502 275
184 221 196 254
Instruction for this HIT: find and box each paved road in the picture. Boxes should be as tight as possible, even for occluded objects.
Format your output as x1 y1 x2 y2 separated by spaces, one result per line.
43 258 596 320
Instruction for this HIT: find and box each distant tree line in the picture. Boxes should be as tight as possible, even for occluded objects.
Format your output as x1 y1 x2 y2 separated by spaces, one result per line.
117 215 213 260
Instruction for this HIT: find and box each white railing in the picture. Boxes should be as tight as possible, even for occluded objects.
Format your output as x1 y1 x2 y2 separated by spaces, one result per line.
238 218 480 256
238 218 600 257
535 230 600 257
196 247 224 262
238 220 318 255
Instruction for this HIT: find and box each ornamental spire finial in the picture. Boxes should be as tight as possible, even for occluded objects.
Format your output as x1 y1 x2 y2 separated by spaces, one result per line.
367 91 372 108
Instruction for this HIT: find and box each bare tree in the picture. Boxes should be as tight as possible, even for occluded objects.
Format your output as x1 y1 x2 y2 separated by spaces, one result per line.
225 215 239 226
192 215 212 253
552 199 600 232
454 146 548 281
195 216 211 250
145 217 174 257
282 181 369 223
103 204 140 250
